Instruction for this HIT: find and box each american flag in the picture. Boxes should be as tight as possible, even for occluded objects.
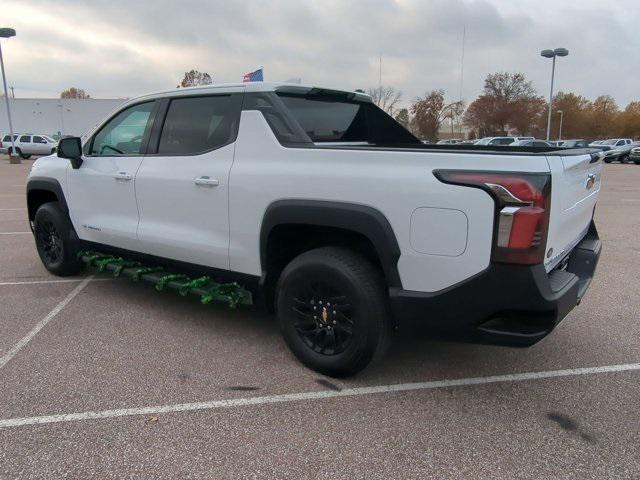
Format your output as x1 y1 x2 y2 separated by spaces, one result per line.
242 68 264 82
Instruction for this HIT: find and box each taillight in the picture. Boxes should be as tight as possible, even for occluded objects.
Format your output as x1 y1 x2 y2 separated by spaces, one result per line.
434 170 551 265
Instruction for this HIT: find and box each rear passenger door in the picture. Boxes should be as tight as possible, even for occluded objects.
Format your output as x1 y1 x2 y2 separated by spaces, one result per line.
18 135 32 154
135 90 243 269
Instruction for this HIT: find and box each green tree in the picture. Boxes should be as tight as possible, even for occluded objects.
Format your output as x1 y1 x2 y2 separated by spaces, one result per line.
394 108 410 129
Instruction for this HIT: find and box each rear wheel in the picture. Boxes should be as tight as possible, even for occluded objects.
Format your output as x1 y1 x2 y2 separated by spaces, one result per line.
619 154 629 164
34 202 83 276
21 154 32 159
276 247 390 377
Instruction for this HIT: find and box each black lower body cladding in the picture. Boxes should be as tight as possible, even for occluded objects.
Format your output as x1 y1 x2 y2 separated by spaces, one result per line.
389 221 601 347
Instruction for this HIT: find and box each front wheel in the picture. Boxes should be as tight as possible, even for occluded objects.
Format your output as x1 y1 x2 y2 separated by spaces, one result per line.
34 202 83 276
276 247 390 377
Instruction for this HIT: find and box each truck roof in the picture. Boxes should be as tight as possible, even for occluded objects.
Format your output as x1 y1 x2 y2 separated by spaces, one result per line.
132 82 372 103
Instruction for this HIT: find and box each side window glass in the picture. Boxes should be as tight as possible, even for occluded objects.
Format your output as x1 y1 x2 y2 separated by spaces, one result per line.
157 95 237 155
19 135 31 143
33 135 45 143
90 102 154 155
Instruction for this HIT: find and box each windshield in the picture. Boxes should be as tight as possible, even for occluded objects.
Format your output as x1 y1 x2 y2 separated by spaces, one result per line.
43 135 56 142
475 138 492 145
602 139 618 145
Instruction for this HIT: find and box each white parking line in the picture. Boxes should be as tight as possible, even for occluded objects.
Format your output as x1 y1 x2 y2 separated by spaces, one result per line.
0 232 31 235
0 276 93 371
0 208 26 211
0 278 112 286
0 362 638 430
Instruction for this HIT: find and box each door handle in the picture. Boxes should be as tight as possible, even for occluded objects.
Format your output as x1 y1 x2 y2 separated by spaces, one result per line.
194 176 219 187
114 172 132 181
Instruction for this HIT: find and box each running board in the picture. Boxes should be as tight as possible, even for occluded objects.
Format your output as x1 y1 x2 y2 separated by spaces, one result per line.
78 251 252 308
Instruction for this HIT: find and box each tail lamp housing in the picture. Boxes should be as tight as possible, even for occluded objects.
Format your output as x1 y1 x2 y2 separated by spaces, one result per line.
434 170 551 265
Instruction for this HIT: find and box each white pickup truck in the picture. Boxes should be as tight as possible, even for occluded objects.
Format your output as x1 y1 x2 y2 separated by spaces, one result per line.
26 82 602 377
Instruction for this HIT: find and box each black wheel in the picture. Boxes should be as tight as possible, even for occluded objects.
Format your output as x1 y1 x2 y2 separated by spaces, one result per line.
619 154 628 164
635 161 640 165
51 148 57 155
604 159 612 163
21 153 32 159
276 247 390 377
33 202 83 276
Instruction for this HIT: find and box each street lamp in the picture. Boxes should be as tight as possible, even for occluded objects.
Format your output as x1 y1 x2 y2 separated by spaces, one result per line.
557 110 564 141
0 27 18 164
541 47 568 141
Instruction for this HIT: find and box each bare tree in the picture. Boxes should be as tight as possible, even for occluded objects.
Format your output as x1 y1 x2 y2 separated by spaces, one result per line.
367 86 402 115
411 89 463 141
60 87 90 99
178 70 213 88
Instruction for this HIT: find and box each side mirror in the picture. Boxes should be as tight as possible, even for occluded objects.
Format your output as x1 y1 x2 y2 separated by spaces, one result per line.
57 137 83 169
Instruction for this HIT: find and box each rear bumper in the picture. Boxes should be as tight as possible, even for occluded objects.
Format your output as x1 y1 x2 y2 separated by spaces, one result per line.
389 221 601 347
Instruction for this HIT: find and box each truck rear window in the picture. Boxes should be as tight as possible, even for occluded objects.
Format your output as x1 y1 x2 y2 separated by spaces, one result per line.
277 94 419 145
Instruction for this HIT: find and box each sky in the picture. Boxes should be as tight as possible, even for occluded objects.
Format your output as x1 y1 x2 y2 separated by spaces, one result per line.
2 0 639 109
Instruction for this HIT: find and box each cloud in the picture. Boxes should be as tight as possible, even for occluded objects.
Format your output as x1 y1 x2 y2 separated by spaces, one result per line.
2 0 638 107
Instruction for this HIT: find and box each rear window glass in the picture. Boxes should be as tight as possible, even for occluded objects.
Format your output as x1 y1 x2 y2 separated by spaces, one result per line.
277 94 418 145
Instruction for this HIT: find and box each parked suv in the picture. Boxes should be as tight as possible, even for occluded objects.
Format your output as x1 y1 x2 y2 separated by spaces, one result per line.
25 83 602 376
0 134 58 158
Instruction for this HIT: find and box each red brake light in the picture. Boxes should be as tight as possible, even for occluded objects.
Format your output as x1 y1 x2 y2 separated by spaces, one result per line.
435 170 551 265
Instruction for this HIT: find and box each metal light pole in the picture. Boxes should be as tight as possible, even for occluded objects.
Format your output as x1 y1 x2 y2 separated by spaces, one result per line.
541 48 568 141
0 28 18 164
557 110 564 141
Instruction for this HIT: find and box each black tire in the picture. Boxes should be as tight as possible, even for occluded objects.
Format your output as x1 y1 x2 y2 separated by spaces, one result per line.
604 159 612 163
21 153 32 159
33 202 83 276
276 247 390 377
619 155 628 164
635 161 640 165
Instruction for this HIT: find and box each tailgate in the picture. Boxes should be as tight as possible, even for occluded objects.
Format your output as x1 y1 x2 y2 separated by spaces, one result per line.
544 153 602 272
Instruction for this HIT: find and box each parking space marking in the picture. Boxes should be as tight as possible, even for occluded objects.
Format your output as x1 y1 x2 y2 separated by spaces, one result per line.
0 232 31 235
0 208 26 211
0 278 112 286
0 276 93 371
0 362 638 430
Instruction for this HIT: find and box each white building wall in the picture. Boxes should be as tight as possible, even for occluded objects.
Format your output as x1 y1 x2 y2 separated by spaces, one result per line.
0 98 126 138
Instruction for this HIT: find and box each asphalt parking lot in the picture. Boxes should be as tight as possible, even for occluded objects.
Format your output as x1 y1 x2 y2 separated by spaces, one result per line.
0 157 639 479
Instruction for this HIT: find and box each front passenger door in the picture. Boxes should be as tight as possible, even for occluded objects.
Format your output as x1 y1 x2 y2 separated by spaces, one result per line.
67 101 156 251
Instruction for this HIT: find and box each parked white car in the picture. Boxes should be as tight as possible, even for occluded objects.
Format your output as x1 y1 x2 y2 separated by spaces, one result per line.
474 136 534 146
589 139 632 151
25 82 602 376
510 139 553 147
0 134 58 158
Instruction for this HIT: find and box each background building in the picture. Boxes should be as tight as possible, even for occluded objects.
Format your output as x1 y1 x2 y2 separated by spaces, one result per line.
0 98 126 138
